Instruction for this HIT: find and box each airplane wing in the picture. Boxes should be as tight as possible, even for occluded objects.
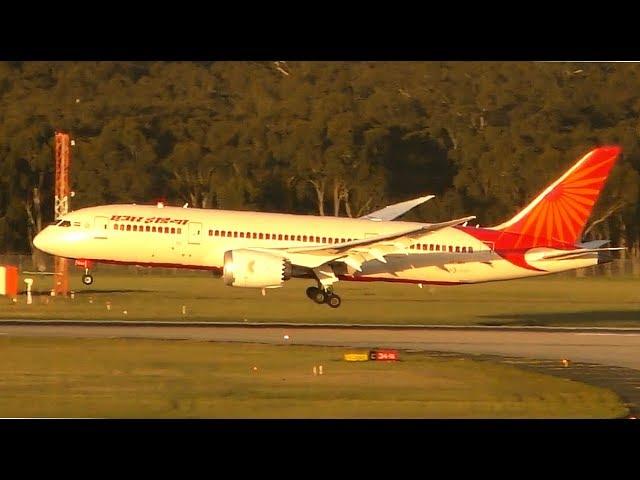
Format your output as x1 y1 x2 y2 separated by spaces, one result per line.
246 215 476 272
359 195 435 221
287 215 476 256
240 214 475 289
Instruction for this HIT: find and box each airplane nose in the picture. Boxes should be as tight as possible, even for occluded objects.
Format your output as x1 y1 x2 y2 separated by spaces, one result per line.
33 229 48 252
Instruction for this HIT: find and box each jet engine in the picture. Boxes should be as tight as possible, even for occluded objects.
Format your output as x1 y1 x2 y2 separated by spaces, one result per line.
223 249 292 288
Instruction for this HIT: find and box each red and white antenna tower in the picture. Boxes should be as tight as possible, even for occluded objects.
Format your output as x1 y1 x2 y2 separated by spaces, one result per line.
53 132 71 297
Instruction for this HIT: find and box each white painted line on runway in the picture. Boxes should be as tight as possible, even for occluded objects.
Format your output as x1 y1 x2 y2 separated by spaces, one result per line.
2 319 640 334
575 333 640 336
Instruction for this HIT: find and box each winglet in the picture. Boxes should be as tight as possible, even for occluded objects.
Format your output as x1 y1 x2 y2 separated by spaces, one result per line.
360 195 435 221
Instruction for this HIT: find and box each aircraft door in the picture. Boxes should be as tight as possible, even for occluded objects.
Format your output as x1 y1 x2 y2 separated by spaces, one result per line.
94 216 109 239
188 222 203 245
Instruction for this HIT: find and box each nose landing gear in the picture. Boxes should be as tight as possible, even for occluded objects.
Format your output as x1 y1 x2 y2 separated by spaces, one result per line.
81 267 93 286
305 286 342 308
76 260 95 286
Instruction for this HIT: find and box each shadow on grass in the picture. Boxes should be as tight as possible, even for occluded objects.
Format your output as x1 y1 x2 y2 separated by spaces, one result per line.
479 310 640 326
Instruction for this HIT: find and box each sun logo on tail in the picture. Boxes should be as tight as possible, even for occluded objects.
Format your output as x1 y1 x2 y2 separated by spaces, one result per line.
495 146 621 249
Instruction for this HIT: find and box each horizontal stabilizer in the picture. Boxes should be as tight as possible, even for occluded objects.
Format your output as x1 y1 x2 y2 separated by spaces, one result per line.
577 240 611 249
540 247 625 261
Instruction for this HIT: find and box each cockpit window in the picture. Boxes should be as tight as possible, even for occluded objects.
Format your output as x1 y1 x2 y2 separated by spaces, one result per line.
57 220 72 227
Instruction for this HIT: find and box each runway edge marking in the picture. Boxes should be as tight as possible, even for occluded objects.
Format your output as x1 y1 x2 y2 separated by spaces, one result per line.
1 319 640 334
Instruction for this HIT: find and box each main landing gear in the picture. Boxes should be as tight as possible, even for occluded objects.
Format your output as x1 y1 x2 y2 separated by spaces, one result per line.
306 286 342 308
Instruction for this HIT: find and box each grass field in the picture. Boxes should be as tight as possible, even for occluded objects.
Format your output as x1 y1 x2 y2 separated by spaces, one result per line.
2 269 640 326
0 337 627 418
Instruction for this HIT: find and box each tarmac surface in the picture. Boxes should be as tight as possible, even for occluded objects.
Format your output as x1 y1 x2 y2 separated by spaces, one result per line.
1 321 639 369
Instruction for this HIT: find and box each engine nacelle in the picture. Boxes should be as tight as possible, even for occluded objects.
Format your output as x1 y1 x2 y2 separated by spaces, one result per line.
223 249 292 288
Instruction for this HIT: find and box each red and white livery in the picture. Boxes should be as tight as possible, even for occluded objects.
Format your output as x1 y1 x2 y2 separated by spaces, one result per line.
33 147 624 308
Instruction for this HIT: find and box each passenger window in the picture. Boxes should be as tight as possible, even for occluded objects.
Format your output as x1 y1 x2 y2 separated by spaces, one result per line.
126 225 131 231
322 237 327 243
114 224 118 230
278 234 283 241
455 246 460 253
266 234 270 240
259 233 264 239
240 232 244 238
461 247 467 253
146 226 151 232
177 228 182 234
435 245 440 251
448 246 453 252
152 226 156 232
469 246 473 253
430 244 434 251
164 227 169 233
328 238 333 244
303 235 307 242
221 231 226 237
171 228 176 234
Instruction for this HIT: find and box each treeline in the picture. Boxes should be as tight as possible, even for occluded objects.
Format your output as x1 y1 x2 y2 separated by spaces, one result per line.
1 61 640 260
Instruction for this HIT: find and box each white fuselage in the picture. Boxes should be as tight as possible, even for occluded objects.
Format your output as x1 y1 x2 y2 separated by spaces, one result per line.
33 204 599 286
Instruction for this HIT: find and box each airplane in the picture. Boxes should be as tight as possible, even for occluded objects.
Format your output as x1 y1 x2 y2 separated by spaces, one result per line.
33 146 624 308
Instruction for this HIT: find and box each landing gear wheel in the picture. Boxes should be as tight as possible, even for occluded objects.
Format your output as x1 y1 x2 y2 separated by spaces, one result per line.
306 286 319 299
326 294 341 309
82 274 94 286
313 290 327 304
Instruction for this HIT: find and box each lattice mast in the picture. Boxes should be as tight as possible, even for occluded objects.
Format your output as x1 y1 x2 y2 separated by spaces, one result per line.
53 132 71 296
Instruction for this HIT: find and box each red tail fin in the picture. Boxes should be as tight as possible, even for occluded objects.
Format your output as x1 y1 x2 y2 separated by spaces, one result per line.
493 146 621 246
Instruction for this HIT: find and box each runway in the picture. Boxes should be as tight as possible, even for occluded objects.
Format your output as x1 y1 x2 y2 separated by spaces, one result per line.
2 321 640 416
1 321 639 370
